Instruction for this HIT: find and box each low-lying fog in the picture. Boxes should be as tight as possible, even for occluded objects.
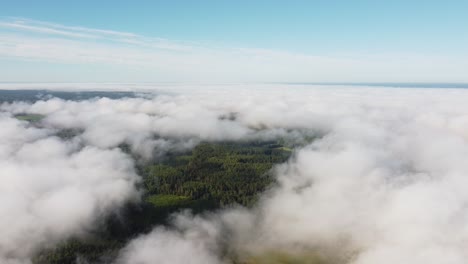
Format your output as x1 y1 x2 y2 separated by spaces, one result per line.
2 84 468 264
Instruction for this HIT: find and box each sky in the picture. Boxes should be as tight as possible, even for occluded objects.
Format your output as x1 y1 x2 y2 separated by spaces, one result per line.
1 1 468 83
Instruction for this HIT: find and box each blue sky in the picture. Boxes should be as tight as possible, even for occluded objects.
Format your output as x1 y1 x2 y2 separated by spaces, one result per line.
1 1 468 83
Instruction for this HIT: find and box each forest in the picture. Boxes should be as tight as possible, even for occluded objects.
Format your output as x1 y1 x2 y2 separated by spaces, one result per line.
34 139 292 263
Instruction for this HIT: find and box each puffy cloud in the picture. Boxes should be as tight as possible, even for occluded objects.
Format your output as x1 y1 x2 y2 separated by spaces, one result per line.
0 114 140 263
4 84 468 263
116 85 468 264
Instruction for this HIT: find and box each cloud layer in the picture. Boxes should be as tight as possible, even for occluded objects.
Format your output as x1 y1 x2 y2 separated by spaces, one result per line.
0 114 140 264
3 84 468 263
113 85 468 264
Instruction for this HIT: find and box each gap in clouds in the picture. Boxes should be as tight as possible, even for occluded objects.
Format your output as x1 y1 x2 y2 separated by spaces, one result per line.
3 84 468 263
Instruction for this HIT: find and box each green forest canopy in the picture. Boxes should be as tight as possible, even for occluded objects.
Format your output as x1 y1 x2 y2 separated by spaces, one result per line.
35 140 292 264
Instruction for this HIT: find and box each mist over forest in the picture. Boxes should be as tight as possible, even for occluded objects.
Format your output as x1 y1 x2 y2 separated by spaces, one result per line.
2 84 468 264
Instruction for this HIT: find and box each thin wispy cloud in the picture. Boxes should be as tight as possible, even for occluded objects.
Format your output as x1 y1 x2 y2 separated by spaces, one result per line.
0 18 194 50
0 17 467 83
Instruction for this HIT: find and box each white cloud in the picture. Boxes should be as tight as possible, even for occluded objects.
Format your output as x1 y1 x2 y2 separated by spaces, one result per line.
29 84 461 264
3 84 468 262
0 113 141 263
1 18 467 83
